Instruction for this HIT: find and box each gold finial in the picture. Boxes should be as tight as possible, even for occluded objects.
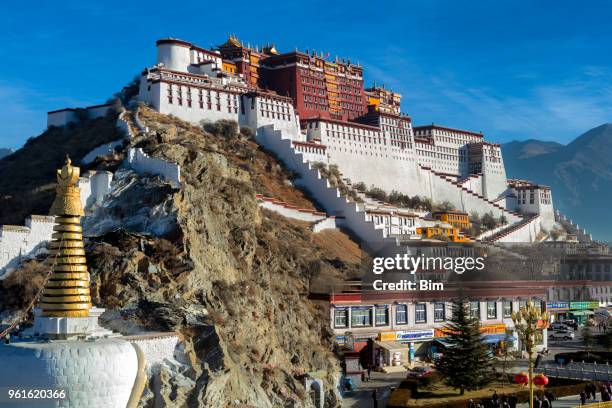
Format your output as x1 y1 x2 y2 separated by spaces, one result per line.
50 154 84 216
41 155 91 317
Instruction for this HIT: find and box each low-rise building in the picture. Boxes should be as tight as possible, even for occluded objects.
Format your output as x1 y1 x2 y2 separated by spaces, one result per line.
319 281 550 374
432 210 471 230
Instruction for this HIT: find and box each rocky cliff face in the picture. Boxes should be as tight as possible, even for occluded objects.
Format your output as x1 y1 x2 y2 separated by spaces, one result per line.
1 105 361 407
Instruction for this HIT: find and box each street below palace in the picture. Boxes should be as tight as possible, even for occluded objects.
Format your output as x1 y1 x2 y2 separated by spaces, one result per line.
342 326 600 407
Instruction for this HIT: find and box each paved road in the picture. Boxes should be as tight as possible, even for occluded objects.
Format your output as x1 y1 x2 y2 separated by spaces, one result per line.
342 328 597 407
517 394 589 407
342 371 406 408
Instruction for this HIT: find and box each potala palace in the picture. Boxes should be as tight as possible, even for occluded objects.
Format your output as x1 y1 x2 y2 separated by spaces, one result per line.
39 35 592 255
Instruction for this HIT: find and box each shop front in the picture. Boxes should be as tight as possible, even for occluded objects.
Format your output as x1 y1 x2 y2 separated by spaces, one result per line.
433 324 515 357
546 301 570 322
569 301 599 324
372 329 434 369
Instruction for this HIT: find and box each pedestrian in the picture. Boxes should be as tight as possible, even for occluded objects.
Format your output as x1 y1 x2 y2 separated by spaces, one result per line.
468 399 476 408
580 390 587 405
367 365 372 381
372 388 378 408
591 383 598 400
509 394 518 408
534 395 542 408
545 391 555 408
606 382 612 395
542 396 550 408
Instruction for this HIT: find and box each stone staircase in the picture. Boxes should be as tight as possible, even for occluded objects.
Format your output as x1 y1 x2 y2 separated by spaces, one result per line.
419 165 522 222
255 124 401 253
481 213 541 243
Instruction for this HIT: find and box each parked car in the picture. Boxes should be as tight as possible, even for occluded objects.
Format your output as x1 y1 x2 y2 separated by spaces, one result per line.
549 329 575 340
406 366 434 378
551 322 572 331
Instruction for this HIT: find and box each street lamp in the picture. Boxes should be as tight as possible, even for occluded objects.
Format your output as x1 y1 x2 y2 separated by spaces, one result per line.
512 300 549 408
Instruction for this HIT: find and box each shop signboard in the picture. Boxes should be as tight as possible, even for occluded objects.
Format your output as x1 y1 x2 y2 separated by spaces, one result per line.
546 301 569 310
378 329 434 342
436 324 506 337
570 301 599 310
396 329 434 341
480 324 507 335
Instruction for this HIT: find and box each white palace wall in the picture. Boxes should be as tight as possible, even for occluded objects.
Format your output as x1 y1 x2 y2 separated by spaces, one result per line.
305 120 424 195
0 172 112 277
256 125 399 253
127 148 181 188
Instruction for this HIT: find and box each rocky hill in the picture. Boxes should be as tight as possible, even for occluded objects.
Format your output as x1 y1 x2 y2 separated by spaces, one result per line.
0 105 361 407
0 112 123 226
0 148 12 160
502 123 612 241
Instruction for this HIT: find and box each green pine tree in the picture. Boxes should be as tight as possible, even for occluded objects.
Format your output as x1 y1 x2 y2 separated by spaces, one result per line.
435 298 494 395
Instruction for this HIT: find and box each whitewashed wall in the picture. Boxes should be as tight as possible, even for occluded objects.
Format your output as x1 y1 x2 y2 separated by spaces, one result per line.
82 141 124 165
0 338 138 408
257 195 327 222
256 125 399 253
123 333 180 370
0 172 112 277
495 215 542 243
127 148 181 188
312 217 337 233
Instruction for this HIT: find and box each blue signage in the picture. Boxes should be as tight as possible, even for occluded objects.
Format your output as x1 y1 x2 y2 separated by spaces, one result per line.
546 301 569 310
397 329 434 341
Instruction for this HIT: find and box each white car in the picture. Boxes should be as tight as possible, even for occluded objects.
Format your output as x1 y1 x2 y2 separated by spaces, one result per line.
550 322 571 331
549 330 575 340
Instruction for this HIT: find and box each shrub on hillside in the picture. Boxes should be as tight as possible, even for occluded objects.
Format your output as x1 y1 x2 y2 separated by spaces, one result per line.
368 186 387 201
352 181 367 192
201 120 239 139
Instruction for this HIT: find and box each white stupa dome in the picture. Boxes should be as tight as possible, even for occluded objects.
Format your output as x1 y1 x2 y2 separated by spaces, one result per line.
0 338 139 408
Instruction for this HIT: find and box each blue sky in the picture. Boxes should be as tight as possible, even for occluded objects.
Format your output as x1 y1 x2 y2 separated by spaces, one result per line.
1 0 612 149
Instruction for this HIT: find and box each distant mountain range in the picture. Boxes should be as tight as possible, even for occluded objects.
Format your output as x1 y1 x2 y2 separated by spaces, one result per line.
0 148 12 159
502 124 612 241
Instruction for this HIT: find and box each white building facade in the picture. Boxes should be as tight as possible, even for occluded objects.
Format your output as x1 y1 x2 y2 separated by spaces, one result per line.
135 37 562 243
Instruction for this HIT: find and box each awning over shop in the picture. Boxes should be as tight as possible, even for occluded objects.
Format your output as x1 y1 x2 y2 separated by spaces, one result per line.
569 310 593 316
433 334 516 348
374 340 407 351
482 334 515 344
432 338 452 348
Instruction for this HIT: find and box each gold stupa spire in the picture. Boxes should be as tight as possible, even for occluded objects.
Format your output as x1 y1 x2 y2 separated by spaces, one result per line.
40 155 91 317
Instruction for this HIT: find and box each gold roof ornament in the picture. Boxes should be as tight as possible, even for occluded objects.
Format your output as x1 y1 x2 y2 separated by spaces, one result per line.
263 44 279 55
223 34 241 47
50 155 84 217
41 155 91 317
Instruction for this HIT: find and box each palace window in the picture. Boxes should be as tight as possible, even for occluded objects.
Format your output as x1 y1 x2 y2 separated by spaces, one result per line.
396 304 408 325
434 302 445 322
351 307 372 327
375 305 389 326
334 308 348 328
487 301 497 319
503 301 512 318
415 303 427 323
470 301 480 319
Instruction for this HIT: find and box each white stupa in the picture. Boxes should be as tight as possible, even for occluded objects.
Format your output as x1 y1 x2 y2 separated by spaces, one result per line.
0 157 144 408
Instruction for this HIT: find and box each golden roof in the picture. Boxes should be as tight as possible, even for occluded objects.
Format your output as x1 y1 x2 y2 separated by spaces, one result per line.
223 34 242 47
263 44 279 55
